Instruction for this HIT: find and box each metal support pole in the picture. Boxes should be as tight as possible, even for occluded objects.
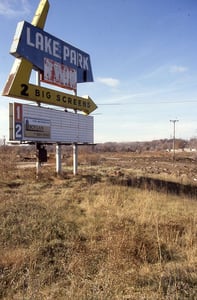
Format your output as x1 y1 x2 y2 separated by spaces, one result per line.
36 160 41 177
56 143 62 175
72 87 78 176
35 71 41 177
36 71 41 106
73 143 78 175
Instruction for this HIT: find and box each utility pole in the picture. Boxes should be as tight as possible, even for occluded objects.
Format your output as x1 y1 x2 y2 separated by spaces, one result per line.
170 119 179 160
3 136 6 147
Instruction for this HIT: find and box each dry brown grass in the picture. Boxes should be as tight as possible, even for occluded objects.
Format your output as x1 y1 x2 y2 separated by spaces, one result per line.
0 148 196 299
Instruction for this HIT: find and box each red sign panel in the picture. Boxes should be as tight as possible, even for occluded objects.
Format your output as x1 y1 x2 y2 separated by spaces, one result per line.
40 58 77 91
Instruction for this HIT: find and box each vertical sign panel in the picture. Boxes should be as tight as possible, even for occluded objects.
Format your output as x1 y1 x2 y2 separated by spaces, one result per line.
14 103 23 140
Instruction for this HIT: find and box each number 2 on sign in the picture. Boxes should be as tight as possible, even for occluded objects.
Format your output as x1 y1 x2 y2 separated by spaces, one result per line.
21 84 29 96
15 122 22 140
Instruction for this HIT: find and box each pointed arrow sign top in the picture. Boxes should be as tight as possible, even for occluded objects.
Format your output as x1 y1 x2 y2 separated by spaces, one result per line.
2 0 97 115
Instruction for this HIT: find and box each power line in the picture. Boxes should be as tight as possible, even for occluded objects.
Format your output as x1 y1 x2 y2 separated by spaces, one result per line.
97 100 197 106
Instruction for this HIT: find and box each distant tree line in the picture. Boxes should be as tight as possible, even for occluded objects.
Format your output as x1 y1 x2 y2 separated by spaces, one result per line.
0 138 197 154
94 138 197 152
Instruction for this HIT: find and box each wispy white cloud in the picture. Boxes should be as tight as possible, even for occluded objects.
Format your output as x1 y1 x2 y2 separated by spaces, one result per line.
141 65 169 80
142 64 188 81
97 77 120 88
0 0 31 18
169 65 188 73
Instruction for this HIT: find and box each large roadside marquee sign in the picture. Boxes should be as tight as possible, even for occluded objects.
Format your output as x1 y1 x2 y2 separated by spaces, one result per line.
3 0 96 175
2 0 97 115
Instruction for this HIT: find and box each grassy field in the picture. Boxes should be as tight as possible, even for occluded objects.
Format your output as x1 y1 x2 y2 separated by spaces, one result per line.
0 147 196 299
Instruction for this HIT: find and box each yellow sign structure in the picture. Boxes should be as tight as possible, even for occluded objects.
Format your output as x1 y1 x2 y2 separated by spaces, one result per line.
2 0 97 115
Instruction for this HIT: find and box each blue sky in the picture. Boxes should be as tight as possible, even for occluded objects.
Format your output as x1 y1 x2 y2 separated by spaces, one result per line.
0 0 197 142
